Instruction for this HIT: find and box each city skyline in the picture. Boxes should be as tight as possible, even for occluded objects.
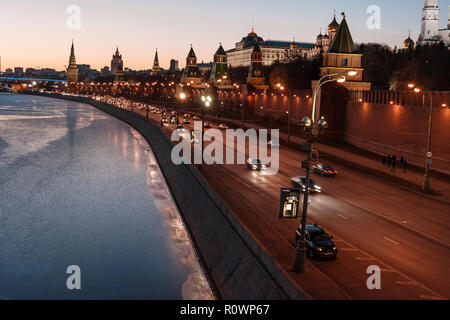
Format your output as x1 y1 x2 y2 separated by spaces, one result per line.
1 0 449 71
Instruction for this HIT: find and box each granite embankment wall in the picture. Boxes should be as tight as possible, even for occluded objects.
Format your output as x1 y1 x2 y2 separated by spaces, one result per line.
29 93 308 300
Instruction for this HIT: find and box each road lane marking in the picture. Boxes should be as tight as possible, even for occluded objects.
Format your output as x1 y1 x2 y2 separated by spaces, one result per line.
339 248 358 252
356 257 374 261
337 214 350 220
384 237 400 245
401 221 408 224
396 281 416 286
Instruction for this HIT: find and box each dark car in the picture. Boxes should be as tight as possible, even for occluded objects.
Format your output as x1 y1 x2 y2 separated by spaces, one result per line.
204 122 212 128
290 176 322 193
247 158 266 171
313 163 338 177
183 117 191 124
295 224 337 259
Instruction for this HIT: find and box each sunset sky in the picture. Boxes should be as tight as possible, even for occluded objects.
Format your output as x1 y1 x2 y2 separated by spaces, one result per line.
1 0 449 71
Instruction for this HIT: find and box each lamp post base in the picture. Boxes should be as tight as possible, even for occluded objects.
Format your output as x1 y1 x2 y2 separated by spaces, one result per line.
293 240 306 273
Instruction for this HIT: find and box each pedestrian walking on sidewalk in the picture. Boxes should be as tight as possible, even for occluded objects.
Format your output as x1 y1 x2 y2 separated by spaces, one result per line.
403 160 408 173
391 157 396 173
387 156 392 169
400 156 404 168
382 156 387 167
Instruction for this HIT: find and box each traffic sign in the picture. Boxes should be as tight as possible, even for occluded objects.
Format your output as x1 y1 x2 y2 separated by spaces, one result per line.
426 152 433 158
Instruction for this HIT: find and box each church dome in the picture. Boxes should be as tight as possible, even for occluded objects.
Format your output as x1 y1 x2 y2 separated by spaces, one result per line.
403 36 414 49
323 33 330 39
328 15 340 31
243 28 264 45
317 33 323 40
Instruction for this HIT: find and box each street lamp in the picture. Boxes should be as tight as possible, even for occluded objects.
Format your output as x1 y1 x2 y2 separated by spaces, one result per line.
276 83 293 143
408 83 433 192
292 71 352 274
200 95 212 169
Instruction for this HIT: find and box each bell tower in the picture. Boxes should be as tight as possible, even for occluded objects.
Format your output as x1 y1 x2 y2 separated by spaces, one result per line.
420 0 440 44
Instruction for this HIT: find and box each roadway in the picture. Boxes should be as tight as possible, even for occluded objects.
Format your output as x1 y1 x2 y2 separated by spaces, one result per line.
135 106 450 299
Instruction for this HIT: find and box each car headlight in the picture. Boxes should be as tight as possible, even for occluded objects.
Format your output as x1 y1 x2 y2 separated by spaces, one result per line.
333 246 337 251
317 248 323 252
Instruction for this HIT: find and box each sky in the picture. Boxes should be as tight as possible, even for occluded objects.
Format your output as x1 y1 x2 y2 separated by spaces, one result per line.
0 0 449 71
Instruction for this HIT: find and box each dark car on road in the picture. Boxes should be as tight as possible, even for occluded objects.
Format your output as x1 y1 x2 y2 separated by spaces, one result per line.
295 224 337 259
290 176 322 193
312 163 338 177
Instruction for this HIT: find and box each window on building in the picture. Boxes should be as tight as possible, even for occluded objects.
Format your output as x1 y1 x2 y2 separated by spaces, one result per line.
342 58 348 67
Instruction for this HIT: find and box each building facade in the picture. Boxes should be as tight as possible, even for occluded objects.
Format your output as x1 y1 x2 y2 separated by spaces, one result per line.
111 47 124 75
170 59 179 73
210 44 230 85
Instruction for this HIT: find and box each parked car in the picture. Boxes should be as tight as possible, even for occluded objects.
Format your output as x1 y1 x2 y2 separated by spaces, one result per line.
161 117 168 123
313 163 338 177
247 158 266 171
219 123 229 130
290 176 322 193
193 115 200 121
204 122 212 128
295 224 337 259
183 118 191 124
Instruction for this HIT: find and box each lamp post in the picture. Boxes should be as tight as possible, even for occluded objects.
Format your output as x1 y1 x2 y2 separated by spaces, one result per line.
292 71 354 274
276 83 293 144
408 83 433 192
200 95 212 169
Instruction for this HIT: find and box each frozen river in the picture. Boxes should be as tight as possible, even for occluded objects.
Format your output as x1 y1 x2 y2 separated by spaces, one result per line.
0 94 212 300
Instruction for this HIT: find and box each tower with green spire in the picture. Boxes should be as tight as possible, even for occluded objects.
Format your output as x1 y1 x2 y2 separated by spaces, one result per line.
181 45 202 85
321 13 370 90
151 49 161 76
66 40 78 86
210 43 230 85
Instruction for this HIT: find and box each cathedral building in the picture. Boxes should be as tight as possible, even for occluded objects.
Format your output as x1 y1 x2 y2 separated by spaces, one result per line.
66 41 78 86
418 0 450 47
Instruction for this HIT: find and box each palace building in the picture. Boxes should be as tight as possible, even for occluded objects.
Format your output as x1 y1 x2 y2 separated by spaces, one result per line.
66 41 78 86
226 28 318 67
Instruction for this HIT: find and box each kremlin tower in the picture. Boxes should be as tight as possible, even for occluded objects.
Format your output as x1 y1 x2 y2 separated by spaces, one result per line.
66 41 78 88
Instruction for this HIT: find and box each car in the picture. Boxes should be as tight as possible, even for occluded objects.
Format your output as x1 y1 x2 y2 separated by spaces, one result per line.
219 123 229 130
184 113 191 118
290 176 322 193
313 163 338 177
161 117 169 123
170 115 178 124
295 224 337 259
175 125 185 132
247 158 266 171
204 122 212 128
193 115 200 121
183 118 191 124
191 130 201 144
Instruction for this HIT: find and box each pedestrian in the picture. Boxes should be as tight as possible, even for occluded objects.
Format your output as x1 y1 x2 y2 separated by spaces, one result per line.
400 156 404 168
382 156 387 167
403 160 407 173
387 156 392 169
392 155 397 167
391 157 396 173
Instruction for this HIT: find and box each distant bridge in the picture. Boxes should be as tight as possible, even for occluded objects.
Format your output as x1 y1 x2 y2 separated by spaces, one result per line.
0 76 66 83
